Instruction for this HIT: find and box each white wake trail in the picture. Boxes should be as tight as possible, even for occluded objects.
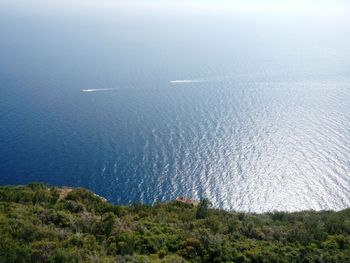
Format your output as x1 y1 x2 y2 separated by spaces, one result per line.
170 79 208 84
82 88 119 92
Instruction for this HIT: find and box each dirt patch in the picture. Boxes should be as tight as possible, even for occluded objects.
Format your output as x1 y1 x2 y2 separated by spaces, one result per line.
57 188 73 200
176 197 199 206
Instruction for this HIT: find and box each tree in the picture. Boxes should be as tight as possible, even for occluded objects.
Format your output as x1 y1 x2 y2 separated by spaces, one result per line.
196 198 211 219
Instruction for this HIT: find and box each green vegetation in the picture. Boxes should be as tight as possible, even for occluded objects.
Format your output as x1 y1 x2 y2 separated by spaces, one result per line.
0 183 349 262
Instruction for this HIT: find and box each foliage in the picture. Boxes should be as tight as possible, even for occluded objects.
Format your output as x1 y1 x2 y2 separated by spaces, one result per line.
0 184 349 262
196 198 211 219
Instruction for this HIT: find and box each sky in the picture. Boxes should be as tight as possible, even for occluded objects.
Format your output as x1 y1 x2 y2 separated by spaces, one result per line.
1 0 349 17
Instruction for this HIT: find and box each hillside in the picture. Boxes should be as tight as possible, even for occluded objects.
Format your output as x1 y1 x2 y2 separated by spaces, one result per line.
0 183 349 262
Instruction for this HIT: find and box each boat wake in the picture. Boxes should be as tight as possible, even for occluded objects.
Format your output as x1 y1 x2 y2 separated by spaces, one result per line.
82 88 119 93
170 79 209 84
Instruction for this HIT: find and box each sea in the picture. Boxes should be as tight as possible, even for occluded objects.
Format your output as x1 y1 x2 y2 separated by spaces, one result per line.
1 1 350 212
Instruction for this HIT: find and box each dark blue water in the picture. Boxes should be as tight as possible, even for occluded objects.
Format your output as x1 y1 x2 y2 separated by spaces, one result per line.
1 2 350 211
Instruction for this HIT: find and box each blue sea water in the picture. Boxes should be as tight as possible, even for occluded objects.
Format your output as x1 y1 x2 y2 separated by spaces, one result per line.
1 2 350 211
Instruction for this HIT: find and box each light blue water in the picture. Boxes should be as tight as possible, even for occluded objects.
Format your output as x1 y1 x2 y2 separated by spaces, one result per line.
1 3 350 211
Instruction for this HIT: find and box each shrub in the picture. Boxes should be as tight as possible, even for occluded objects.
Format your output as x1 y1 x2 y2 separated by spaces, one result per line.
196 199 211 219
1 184 350 262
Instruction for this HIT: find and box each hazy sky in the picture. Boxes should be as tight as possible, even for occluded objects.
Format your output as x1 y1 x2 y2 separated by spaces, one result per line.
1 0 349 17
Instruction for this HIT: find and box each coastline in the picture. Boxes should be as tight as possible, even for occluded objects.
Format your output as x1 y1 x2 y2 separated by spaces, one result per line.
0 183 349 262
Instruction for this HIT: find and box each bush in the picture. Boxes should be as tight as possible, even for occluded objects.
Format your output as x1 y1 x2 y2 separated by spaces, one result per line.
196 199 211 219
1 184 350 262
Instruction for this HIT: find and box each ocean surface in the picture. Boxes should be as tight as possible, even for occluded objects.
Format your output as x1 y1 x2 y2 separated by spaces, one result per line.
1 2 350 212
